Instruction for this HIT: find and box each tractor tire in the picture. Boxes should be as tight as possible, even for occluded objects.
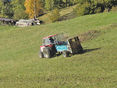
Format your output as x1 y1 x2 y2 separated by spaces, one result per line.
43 48 51 58
39 51 44 58
63 51 69 57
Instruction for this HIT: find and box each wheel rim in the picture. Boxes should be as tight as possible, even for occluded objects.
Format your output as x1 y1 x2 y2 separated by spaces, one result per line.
63 52 67 57
44 54 49 58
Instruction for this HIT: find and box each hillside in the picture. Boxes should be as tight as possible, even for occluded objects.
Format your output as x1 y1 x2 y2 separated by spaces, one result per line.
39 5 77 24
0 12 117 88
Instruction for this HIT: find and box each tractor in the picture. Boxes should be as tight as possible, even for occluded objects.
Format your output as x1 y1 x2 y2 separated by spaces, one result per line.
39 34 83 58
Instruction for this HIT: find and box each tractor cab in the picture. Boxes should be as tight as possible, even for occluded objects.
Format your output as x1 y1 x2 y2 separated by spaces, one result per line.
42 34 67 46
42 35 56 46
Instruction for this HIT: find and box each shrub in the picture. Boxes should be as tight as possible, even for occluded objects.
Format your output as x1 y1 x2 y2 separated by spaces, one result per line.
74 2 105 16
94 3 105 13
13 5 28 20
94 7 102 13
49 8 60 22
74 2 91 16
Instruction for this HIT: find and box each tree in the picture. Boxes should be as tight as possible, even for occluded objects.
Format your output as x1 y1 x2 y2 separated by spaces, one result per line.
0 0 13 18
11 0 28 20
74 2 91 16
63 0 71 7
45 0 54 10
13 5 28 20
24 0 42 18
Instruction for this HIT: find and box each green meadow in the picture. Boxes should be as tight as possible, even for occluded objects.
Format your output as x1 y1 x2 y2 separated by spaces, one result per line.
0 12 117 88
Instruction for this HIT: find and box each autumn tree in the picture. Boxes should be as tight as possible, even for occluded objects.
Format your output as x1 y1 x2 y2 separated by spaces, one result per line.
24 0 42 18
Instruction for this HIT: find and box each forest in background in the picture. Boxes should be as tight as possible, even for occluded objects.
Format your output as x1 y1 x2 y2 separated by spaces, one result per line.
0 0 116 20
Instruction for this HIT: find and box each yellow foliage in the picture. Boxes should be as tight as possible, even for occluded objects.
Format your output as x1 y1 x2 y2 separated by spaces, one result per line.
24 0 42 18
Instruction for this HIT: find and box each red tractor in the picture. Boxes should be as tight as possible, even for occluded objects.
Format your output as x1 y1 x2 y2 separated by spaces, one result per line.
39 34 83 58
39 35 57 58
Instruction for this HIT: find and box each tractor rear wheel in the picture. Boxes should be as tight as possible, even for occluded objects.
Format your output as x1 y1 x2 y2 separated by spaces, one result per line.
63 51 69 57
39 51 44 58
43 48 51 58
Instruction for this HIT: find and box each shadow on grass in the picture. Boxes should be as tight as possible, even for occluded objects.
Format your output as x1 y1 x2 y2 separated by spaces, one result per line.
82 48 101 54
55 48 101 58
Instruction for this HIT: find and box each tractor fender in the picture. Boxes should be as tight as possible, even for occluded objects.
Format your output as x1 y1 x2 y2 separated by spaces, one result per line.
40 46 45 52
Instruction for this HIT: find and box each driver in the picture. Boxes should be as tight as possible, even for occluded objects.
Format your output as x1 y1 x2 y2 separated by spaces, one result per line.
49 37 54 43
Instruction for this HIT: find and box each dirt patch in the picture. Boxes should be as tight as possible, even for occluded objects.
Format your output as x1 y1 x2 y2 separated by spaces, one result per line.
110 23 117 28
79 30 101 42
99 23 117 30
79 23 117 42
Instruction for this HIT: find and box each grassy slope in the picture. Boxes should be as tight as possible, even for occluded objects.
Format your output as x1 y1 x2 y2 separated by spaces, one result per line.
39 5 76 24
0 12 117 88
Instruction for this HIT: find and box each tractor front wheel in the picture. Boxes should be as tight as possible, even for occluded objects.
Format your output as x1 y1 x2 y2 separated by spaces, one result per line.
39 51 44 58
63 51 69 57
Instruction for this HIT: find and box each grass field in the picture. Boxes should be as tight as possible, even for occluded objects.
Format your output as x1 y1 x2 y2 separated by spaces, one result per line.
0 12 117 88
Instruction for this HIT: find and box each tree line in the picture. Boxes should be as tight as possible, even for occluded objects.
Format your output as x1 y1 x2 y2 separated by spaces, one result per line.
0 0 116 20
